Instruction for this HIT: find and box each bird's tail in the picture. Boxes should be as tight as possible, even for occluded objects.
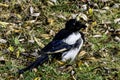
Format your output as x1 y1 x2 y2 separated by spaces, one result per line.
18 54 48 74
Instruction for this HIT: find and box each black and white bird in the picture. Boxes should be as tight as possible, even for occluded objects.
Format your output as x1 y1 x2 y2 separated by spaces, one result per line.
18 19 86 74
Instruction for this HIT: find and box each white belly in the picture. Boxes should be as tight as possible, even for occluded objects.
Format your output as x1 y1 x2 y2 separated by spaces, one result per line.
62 32 83 62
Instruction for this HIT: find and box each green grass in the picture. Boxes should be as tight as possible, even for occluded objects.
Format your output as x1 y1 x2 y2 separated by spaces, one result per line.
0 0 120 80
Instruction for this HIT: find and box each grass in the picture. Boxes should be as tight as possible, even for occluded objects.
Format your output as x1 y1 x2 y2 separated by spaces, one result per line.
0 0 120 80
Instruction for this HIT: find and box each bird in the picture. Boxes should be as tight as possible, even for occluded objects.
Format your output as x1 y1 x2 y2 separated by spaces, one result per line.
18 19 86 74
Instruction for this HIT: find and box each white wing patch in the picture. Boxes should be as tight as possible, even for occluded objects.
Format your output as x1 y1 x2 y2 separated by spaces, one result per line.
63 32 81 45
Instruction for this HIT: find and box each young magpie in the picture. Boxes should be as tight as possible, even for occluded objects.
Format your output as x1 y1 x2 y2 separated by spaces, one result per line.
18 19 86 74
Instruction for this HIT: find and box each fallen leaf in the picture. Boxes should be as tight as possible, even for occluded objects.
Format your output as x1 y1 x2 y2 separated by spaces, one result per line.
58 65 73 72
40 34 50 39
31 13 40 17
47 1 55 5
93 35 102 38
85 57 98 62
30 6 34 14
88 8 93 15
49 30 55 36
19 74 24 78
8 46 14 52
114 36 120 42
25 20 36 24
33 68 38 72
15 14 22 19
102 6 110 10
28 39 35 43
78 51 86 57
34 77 41 80
7 76 16 80
13 29 22 33
0 21 17 28
0 38 7 43
76 60 83 67
47 18 54 25
0 21 9 28
114 18 120 24
76 13 88 21
91 21 97 27
0 3 9 7
31 52 38 57
57 60 65 65
113 3 120 8
81 4 87 11
34 37 45 48
101 20 112 24
51 0 57 3
57 14 66 20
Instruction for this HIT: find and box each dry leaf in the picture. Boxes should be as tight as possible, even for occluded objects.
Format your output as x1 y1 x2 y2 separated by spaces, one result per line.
40 34 50 39
58 65 73 72
7 76 16 80
93 35 102 38
84 62 89 67
102 6 110 10
50 30 55 36
0 21 16 28
114 36 120 42
16 14 22 19
0 21 9 27
28 39 34 43
78 51 86 57
114 18 120 24
31 13 40 17
81 4 87 11
76 60 83 67
76 13 88 21
57 14 66 20
91 21 97 27
85 57 98 62
33 68 38 72
101 20 112 24
47 1 54 5
30 6 34 14
25 20 36 24
113 4 120 8
88 8 93 15
8 46 14 52
47 18 54 25
51 0 57 3
19 74 24 78
34 77 41 80
0 38 7 43
0 3 9 7
13 29 22 33
34 37 45 48
57 60 65 65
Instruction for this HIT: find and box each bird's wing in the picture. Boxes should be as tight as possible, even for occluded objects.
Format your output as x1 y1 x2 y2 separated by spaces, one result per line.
40 40 73 54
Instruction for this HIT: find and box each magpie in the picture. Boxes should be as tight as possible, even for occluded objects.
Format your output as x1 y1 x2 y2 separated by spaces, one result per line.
18 19 86 74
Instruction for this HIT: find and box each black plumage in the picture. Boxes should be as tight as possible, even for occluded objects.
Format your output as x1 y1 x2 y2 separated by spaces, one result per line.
18 19 86 74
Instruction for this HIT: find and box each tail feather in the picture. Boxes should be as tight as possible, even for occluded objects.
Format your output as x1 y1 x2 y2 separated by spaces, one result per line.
18 54 48 74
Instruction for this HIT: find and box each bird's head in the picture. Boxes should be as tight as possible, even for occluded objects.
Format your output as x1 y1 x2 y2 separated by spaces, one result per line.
65 19 86 32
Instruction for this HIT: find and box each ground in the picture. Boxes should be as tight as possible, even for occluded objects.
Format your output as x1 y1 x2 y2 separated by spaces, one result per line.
0 0 120 80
